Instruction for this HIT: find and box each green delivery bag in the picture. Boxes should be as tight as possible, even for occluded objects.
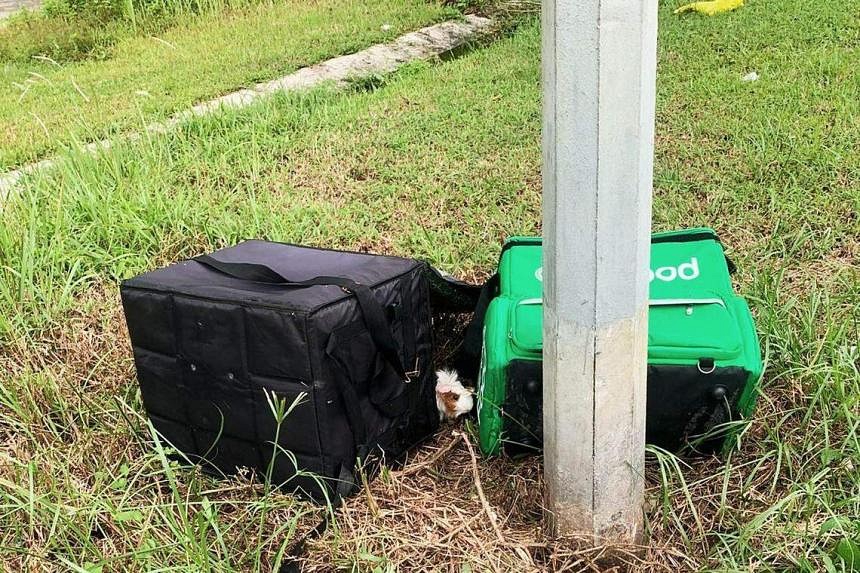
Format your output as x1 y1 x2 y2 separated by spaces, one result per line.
476 228 763 455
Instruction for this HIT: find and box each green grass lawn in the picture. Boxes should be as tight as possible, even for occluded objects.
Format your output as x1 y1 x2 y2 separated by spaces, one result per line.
0 0 858 570
0 0 452 170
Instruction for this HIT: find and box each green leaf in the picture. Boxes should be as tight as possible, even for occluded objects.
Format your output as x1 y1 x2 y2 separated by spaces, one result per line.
820 448 842 465
138 536 158 557
110 477 128 490
83 563 103 573
835 538 860 571
113 509 144 523
821 553 837 573
201 496 214 519
821 517 854 534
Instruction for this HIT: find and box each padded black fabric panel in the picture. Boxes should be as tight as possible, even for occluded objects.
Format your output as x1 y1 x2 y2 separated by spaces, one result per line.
646 364 747 453
175 297 245 373
122 289 176 355
250 375 319 456
245 307 311 380
148 414 199 459
134 350 187 423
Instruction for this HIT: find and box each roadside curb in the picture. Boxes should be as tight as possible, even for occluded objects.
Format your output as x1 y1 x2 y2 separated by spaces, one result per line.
0 15 496 201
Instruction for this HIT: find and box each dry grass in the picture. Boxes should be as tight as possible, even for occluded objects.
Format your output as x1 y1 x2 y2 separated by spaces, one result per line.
301 430 695 572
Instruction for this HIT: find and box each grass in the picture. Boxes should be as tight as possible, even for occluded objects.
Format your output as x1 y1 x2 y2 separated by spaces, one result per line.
0 0 453 170
0 0 294 66
0 0 858 570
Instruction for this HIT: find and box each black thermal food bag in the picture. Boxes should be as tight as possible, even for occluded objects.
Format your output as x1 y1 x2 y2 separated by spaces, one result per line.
121 240 438 501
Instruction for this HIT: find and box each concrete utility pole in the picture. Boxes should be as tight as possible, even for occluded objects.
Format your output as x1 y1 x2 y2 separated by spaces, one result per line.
541 0 658 544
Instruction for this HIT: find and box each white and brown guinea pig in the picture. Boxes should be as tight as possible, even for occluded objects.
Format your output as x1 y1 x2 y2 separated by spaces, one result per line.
435 369 474 421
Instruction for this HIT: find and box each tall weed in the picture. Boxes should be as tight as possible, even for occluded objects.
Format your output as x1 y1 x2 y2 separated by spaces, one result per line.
0 0 264 63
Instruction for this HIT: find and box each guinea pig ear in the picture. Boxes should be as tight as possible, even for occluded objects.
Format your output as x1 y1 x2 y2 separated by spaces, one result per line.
435 383 452 393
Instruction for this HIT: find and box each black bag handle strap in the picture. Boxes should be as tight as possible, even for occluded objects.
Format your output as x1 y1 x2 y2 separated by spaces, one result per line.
455 272 499 381
325 338 369 451
194 254 408 381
